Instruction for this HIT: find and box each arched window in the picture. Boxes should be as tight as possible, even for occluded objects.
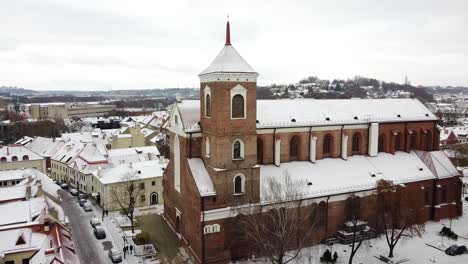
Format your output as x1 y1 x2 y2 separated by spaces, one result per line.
204 225 212 234
257 138 263 164
323 134 333 156
352 133 361 153
234 174 245 194
205 137 210 157
211 224 220 233
174 135 180 192
11 156 18 162
395 133 402 151
231 94 245 118
232 139 244 160
378 134 385 152
290 136 299 161
205 94 211 117
0 157 6 163
426 131 432 151
22 155 29 161
410 132 417 150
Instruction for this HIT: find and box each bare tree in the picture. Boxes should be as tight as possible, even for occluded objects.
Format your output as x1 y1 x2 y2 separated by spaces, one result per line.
235 172 319 264
345 195 368 264
376 179 425 258
112 171 143 233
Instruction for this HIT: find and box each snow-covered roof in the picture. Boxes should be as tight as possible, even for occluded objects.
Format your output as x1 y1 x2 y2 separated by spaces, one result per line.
95 160 165 185
176 100 200 130
0 227 46 256
140 128 156 138
416 150 460 179
0 169 30 182
24 137 65 158
187 158 216 197
199 45 257 76
51 141 84 164
0 186 27 202
0 145 44 162
256 98 436 127
259 151 457 203
108 146 160 157
78 143 107 163
0 197 46 226
173 98 436 131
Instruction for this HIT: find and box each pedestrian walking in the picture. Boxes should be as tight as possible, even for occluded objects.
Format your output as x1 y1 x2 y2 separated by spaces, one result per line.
129 245 133 254
102 208 105 220
105 209 109 216
123 246 127 259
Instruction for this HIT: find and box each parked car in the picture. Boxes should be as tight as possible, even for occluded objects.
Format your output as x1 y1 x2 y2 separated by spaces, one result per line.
79 199 87 207
60 183 69 189
94 226 106 239
108 248 123 263
77 193 87 201
83 202 93 212
69 189 79 196
446 244 467 256
90 217 101 227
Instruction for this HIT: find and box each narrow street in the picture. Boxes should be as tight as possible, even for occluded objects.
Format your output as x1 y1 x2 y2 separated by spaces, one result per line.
60 190 112 264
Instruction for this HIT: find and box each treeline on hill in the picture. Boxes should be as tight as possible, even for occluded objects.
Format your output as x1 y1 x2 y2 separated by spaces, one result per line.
108 98 173 109
0 119 65 144
257 76 434 103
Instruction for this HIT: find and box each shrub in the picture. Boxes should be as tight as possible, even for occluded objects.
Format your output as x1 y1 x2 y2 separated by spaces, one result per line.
133 231 151 245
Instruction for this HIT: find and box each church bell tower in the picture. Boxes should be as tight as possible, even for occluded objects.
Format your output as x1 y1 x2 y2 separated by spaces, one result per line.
198 19 260 204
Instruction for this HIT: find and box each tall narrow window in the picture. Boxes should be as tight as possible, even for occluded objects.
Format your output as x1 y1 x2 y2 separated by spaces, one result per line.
426 131 432 151
441 186 448 203
410 132 417 150
395 133 402 151
234 174 244 194
290 136 299 161
232 139 244 160
257 138 263 164
206 94 211 117
352 133 361 153
378 134 385 152
232 94 245 118
323 134 333 156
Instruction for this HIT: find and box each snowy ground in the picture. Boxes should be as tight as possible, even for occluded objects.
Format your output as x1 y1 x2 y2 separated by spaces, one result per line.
240 201 468 264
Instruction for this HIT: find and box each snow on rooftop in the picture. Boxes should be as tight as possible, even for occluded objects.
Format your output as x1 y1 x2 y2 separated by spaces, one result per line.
25 137 65 158
108 146 160 157
78 143 107 163
0 227 46 256
255 98 436 127
199 45 257 76
0 185 27 202
259 151 448 203
0 145 44 162
96 160 165 185
176 100 201 130
0 197 46 226
187 158 216 197
174 98 436 131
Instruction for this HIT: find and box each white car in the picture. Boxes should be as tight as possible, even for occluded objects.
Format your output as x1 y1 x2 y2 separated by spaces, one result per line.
69 189 79 196
90 217 101 227
83 202 93 212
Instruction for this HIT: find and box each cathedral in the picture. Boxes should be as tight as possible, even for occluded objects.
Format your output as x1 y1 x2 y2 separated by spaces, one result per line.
163 21 462 263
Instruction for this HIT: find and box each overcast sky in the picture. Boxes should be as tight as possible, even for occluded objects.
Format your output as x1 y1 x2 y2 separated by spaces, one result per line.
1 0 467 90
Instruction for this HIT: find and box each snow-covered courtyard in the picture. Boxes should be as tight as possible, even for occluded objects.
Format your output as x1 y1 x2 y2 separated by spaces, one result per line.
240 200 468 264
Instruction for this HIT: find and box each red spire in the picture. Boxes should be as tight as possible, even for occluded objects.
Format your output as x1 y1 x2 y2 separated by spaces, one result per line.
225 17 231 46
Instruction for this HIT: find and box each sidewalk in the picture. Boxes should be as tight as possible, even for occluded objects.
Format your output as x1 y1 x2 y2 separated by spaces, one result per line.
94 205 143 264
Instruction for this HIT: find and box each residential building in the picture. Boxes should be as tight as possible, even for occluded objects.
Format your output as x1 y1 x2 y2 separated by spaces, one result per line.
0 145 46 173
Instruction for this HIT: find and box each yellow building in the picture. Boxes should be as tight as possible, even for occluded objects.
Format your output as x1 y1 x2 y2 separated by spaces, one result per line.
110 125 157 149
0 145 46 173
92 159 165 211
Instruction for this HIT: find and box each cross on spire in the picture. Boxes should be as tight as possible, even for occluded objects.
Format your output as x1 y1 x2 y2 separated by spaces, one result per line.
225 16 231 46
